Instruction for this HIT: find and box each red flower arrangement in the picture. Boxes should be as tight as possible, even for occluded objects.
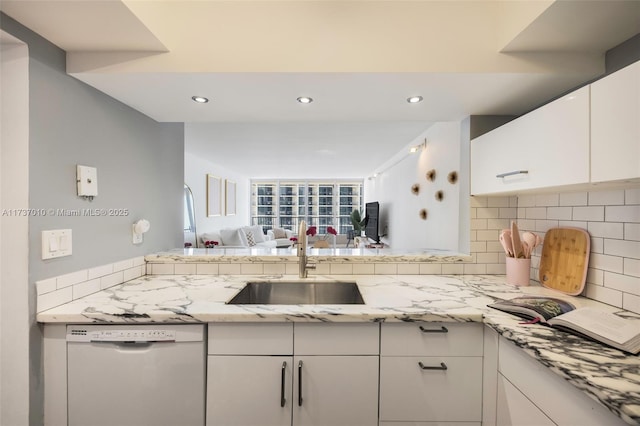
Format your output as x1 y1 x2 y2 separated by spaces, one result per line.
204 240 219 248
184 242 192 248
305 226 317 237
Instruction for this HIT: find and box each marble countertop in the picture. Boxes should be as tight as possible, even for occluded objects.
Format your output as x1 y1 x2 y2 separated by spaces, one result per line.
37 274 640 424
145 247 472 263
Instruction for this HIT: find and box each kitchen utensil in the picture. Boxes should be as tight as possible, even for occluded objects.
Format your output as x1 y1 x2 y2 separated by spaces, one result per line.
522 232 537 257
521 241 530 259
511 222 524 258
500 229 514 257
535 234 544 249
499 229 513 257
539 227 590 295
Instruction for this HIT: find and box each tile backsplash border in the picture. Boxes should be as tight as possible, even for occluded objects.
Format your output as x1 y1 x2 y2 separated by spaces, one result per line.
36 187 640 314
36 256 146 312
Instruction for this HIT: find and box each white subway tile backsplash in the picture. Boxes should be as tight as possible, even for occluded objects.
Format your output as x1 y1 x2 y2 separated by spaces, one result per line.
56 270 88 289
175 263 197 275
624 258 640 278
314 263 331 275
588 222 624 239
586 268 604 286
486 263 506 275
149 263 175 275
623 293 640 315
560 192 588 206
589 190 625 206
477 208 500 219
590 253 624 274
463 263 486 274
518 195 536 207
499 208 517 219
73 279 101 299
625 188 640 205
604 272 640 296
196 263 219 275
604 239 640 259
352 263 375 275
113 259 134 272
38 287 73 312
585 284 623 308
100 271 124 290
526 207 548 220
476 252 498 264
558 220 587 230
470 196 488 208
535 194 559 207
546 207 572 221
573 206 605 221
397 263 420 275
374 263 398 275
36 278 57 296
133 256 145 267
487 218 510 230
625 224 640 241
87 264 113 280
470 219 487 230
263 263 286 275
606 205 640 223
419 263 443 274
240 263 264 275
123 265 144 282
476 230 499 241
219 263 242 275
330 263 354 275
590 237 604 254
534 220 560 233
441 263 464 274
470 241 487 253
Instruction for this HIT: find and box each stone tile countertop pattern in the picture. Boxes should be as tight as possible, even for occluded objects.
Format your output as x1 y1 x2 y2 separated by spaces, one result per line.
38 274 640 425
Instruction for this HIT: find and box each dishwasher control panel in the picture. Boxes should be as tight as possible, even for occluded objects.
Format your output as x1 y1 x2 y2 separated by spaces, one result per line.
67 327 176 342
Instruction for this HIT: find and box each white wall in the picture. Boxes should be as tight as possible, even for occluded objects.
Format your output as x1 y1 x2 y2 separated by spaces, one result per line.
0 32 29 426
184 151 250 243
366 122 466 251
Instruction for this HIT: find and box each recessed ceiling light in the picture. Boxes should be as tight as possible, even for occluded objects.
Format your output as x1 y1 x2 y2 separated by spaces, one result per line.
407 96 423 104
192 96 209 103
297 96 313 104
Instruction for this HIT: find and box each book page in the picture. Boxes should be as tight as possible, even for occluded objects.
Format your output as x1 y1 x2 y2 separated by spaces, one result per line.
551 308 640 345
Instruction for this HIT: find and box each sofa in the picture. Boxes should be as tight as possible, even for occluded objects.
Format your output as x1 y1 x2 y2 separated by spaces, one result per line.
200 225 295 248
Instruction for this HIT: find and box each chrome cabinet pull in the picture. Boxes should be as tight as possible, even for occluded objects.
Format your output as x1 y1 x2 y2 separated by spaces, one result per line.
298 360 303 407
419 325 448 333
281 361 287 407
418 361 448 371
496 170 529 178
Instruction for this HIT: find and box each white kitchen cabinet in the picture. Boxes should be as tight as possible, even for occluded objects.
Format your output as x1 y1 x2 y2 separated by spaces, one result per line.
207 356 293 426
495 336 627 426
496 374 554 426
379 322 483 424
591 61 640 183
471 86 590 195
293 355 379 426
206 322 379 426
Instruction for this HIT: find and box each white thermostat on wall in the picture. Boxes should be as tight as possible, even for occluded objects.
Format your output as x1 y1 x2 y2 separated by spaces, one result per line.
77 165 98 197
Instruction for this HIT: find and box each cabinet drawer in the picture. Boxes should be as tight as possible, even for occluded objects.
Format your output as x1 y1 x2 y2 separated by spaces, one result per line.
380 356 482 422
381 322 483 356
294 323 379 355
208 323 293 355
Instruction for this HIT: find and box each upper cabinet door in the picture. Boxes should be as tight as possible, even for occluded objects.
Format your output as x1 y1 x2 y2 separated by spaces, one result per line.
591 61 640 183
471 86 590 196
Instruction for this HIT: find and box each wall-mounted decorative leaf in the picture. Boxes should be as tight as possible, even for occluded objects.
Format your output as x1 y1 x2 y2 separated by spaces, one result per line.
411 183 420 195
447 171 458 184
435 190 444 201
419 209 427 220
426 169 436 182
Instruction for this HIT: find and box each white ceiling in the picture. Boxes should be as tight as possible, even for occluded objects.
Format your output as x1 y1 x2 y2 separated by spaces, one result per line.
2 0 639 178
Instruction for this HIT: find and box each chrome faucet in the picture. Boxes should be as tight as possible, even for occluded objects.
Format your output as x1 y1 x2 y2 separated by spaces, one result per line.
298 220 316 278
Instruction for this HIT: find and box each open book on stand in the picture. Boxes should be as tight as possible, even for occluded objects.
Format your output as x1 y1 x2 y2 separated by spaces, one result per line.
488 296 640 354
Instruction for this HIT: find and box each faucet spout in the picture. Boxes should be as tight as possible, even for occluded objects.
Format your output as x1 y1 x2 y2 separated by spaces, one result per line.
298 220 315 278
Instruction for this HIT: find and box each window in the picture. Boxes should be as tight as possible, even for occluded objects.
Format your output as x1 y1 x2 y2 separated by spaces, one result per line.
251 180 363 234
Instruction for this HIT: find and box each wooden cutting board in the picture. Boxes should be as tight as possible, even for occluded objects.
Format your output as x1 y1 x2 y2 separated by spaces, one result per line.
539 227 590 295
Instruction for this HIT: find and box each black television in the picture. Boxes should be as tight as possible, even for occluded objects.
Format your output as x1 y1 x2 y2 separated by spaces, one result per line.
364 201 380 243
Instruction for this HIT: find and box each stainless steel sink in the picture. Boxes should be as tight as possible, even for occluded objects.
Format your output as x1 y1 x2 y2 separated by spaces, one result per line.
227 281 364 305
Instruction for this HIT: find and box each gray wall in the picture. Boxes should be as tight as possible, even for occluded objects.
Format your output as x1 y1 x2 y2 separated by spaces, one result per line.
1 13 184 425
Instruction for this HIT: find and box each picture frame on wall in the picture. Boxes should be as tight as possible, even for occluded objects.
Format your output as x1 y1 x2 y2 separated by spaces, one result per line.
207 174 222 217
225 179 236 216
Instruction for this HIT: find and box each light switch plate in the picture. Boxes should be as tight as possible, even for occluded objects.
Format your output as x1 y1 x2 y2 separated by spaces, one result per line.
42 229 72 259
77 165 98 196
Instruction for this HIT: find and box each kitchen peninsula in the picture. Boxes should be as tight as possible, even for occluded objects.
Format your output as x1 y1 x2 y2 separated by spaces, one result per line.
39 273 640 425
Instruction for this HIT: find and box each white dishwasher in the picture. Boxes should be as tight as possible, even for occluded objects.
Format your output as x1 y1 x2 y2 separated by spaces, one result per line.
66 324 205 426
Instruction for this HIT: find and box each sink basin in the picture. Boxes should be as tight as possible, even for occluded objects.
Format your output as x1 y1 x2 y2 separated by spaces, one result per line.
227 281 364 305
